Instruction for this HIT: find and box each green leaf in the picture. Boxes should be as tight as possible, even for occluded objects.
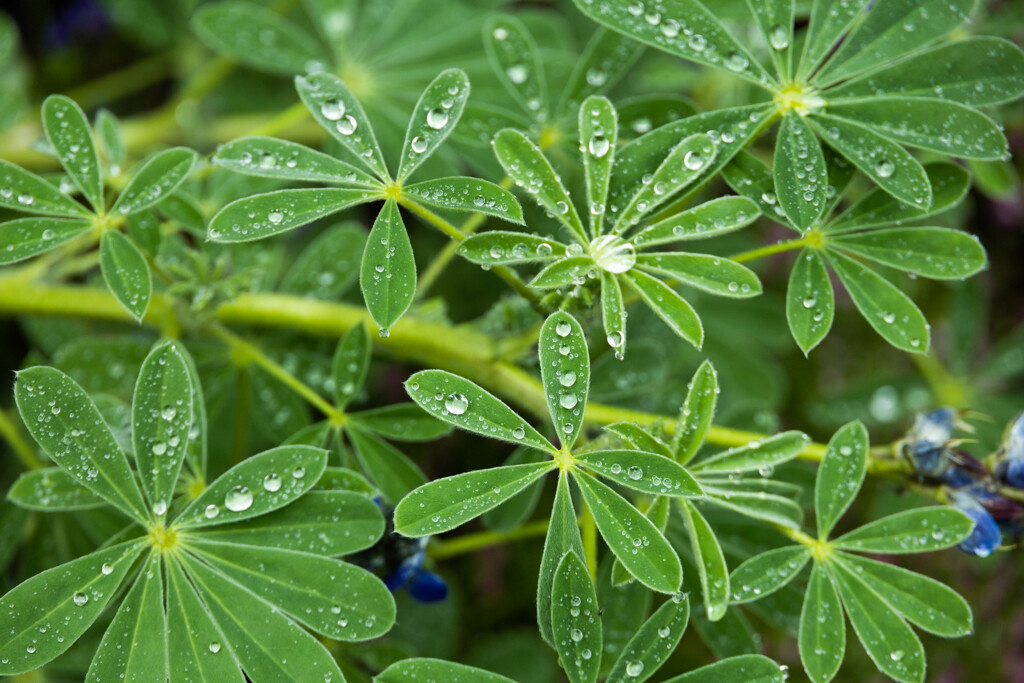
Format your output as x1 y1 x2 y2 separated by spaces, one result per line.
825 249 930 353
360 199 416 333
132 340 193 515
828 162 969 233
0 217 91 265
787 248 834 355
611 496 672 587
376 659 516 683
729 546 809 604
774 112 827 232
332 323 370 409
701 486 804 528
41 95 103 212
606 594 689 683
347 425 427 505
623 270 703 350
559 28 645 120
830 227 987 280
7 467 107 510
86 551 166 682
662 654 786 683
577 450 702 497
830 560 926 683
572 0 771 87
833 507 973 554
280 222 366 300
0 540 145 675
615 134 717 231
191 1 323 75
797 0 870 81
827 37 1024 107
209 188 375 242
213 136 379 187
14 366 149 522
815 421 868 540
95 109 125 169
99 229 151 321
188 541 395 640
458 231 567 266
315 466 375 495
604 423 672 459
493 128 587 244
482 447 549 532
673 360 717 463
484 16 547 120
295 71 389 179
395 462 554 536
552 551 602 683
179 344 207 476
799 563 845 683
165 558 245 683
636 253 762 298
835 553 971 637
815 0 976 86
811 115 932 209
191 490 382 555
691 431 808 475
599 272 628 358
580 95 617 236
540 311 590 449
746 0 794 78
349 403 452 442
602 554 655 649
179 553 346 682
722 151 793 228
403 177 524 224
452 102 531 149
827 98 1006 160
0 160 92 217
575 469 681 594
111 147 197 216
397 69 470 181
405 369 555 452
539 471 586 645
176 445 327 528
530 256 597 289
679 500 729 621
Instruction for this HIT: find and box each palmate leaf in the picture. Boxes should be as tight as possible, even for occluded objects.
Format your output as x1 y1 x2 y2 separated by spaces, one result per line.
774 112 827 232
179 554 347 682
192 0 324 75
829 228 987 280
403 177 524 224
111 148 197 216
458 231 567 266
194 490 383 555
360 198 416 333
728 545 810 604
99 230 152 322
405 369 555 452
575 469 682 594
678 500 729 621
493 128 587 244
213 137 380 187
606 594 689 683
580 95 617 236
0 540 145 675
799 563 845 683
15 366 150 522
576 450 702 497
484 15 547 119
786 248 834 355
176 445 327 528
662 654 786 682
42 95 103 213
347 425 427 505
673 360 717 464
825 249 930 354
636 253 761 299
86 551 166 682
132 340 193 516
552 551 602 683
397 68 470 181
376 659 516 683
209 188 375 242
540 311 590 449
394 462 555 536
0 218 91 265
815 421 868 539
186 541 395 641
539 472 586 645
0 160 92 217
833 507 973 554
8 467 107 510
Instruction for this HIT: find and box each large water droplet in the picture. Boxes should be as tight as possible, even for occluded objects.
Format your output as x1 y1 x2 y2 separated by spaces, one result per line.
263 473 282 492
225 486 253 512
73 592 89 607
321 99 345 121
445 392 469 415
426 108 449 130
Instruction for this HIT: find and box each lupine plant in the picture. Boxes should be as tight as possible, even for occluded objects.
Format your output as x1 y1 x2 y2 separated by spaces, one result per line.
0 0 1023 681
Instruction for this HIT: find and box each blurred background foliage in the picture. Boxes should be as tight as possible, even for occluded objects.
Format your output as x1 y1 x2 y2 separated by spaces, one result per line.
0 0 1022 681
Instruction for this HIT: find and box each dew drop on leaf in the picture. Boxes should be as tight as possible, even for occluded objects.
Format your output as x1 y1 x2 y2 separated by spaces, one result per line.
225 486 253 512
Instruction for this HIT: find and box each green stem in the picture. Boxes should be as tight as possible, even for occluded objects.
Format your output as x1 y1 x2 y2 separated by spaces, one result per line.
428 518 550 559
66 51 176 110
0 408 43 470
581 501 598 581
729 235 812 263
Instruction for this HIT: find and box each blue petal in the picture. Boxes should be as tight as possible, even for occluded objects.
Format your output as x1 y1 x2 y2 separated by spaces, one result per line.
406 570 448 602
954 497 1002 557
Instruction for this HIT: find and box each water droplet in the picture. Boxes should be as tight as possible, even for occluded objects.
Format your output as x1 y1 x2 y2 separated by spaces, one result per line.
559 372 577 387
101 563 114 576
590 234 636 274
268 211 284 225
626 660 645 677
588 136 610 158
320 99 345 121
769 25 789 50
411 136 428 154
513 426 526 439
560 394 578 409
152 500 167 516
204 504 219 519
73 592 89 606
627 466 643 481
506 65 528 84
570 628 583 642
445 392 469 415
683 150 705 170
427 108 450 130
209 642 221 654
876 159 895 178
292 466 306 479
262 473 282 492
336 115 358 135
556 321 572 337
225 486 253 512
